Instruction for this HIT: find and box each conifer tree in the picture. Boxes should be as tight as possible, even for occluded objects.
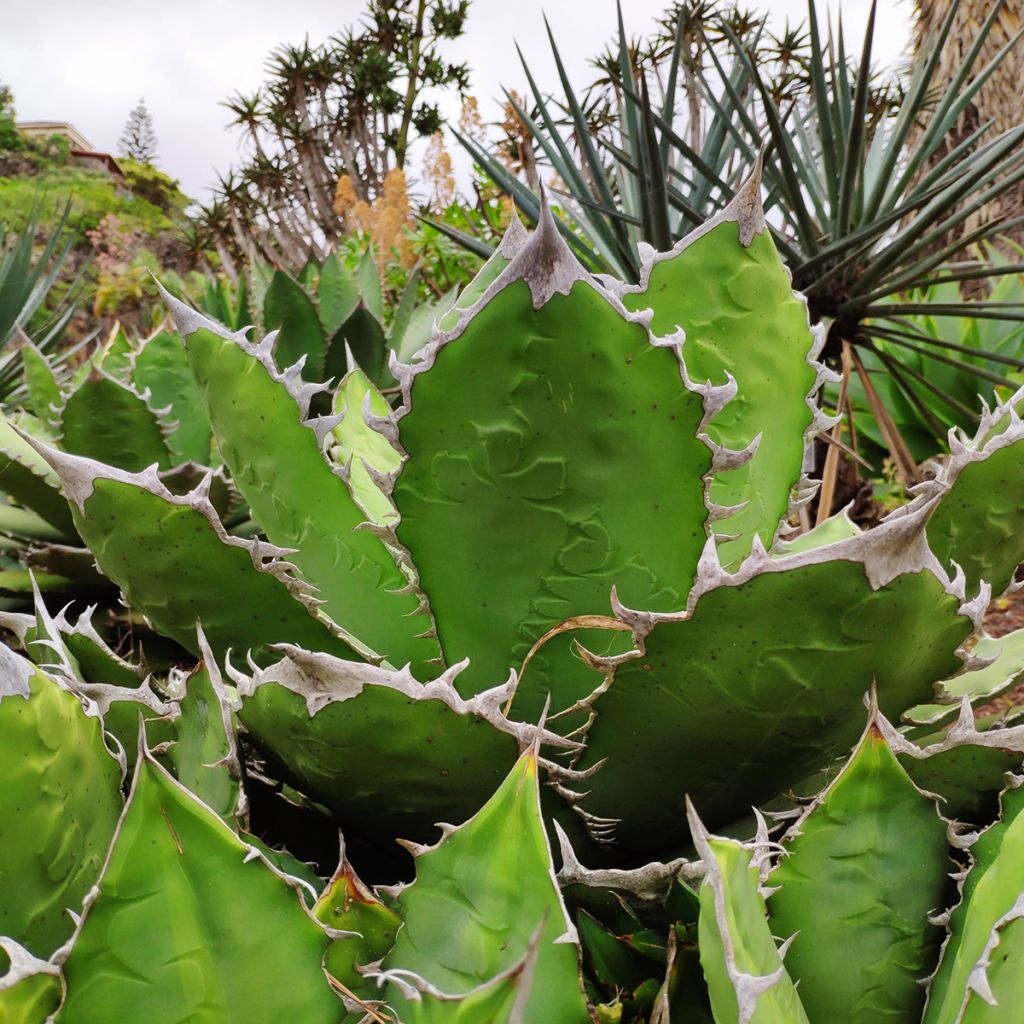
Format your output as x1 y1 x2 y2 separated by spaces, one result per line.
118 98 158 164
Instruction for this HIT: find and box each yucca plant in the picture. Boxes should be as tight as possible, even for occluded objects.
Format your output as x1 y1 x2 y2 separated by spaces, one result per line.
0 205 83 403
453 0 1024 489
5 177 1024 1020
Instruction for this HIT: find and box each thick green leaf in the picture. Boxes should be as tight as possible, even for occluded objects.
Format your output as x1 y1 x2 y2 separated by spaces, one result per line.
905 629 1024 727
767 720 949 1021
0 943 62 1024
313 846 401 997
330 364 402 525
923 396 1024 599
393 211 713 709
317 252 360 337
20 342 62 430
164 643 241 823
264 269 327 380
623 169 820 569
30 441 357 663
925 784 1024 1023
56 752 340 1023
130 328 213 465
325 305 387 384
164 295 440 673
437 217 526 331
235 646 543 847
60 369 175 473
691 807 809 1024
383 748 591 1023
0 412 77 535
568 506 972 856
354 249 383 322
95 323 133 379
0 647 122 958
390 960 534 1023
772 505 860 555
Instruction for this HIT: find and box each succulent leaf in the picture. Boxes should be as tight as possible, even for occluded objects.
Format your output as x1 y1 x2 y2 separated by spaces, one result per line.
313 843 401 998
130 327 214 465
393 209 714 709
233 646 560 847
622 167 820 569
27 440 358 662
264 268 328 380
690 804 809 1024
382 748 591 1023
0 646 122 958
0 411 77 535
906 388 1024 599
766 718 950 1022
330 364 402 525
905 629 1024 728
164 638 244 824
59 369 175 473
20 341 62 431
55 750 340 1023
570 507 972 854
0 940 62 1024
164 296 440 674
317 252 360 338
925 783 1024 1023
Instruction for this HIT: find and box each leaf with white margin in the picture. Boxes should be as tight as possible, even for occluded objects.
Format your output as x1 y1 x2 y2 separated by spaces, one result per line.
565 496 976 856
59 367 175 473
55 748 341 1024
0 939 62 1024
689 800 809 1024
0 645 122 958
391 198 725 712
924 782 1024 1024
162 627 245 825
905 629 1024 728
894 385 1024 600
378 747 591 1023
766 709 950 1022
621 160 825 570
130 326 213 465
231 645 583 847
21 437 361 664
160 288 440 676
329 362 402 526
0 411 77 536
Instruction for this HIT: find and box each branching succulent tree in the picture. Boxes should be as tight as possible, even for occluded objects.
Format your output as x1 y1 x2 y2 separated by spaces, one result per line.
204 1 471 271
5 169 1024 1019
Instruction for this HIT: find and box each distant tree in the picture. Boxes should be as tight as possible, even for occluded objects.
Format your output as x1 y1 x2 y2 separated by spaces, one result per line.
0 82 24 153
206 0 471 269
118 99 158 165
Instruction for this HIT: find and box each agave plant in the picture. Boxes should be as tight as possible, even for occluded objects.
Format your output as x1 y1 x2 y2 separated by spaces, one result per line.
454 0 1024 490
5 175 1024 1021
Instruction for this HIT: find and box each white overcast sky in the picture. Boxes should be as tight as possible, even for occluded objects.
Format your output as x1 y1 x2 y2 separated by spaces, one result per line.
2 0 912 201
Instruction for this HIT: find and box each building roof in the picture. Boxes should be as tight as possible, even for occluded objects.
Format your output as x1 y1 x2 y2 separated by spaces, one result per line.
16 120 94 151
